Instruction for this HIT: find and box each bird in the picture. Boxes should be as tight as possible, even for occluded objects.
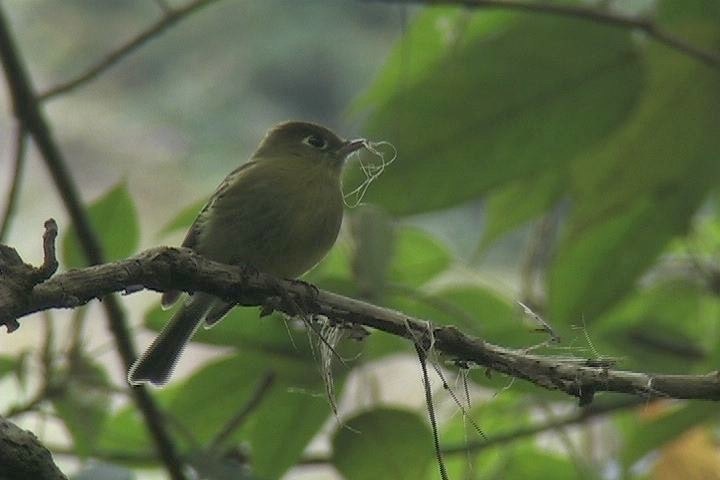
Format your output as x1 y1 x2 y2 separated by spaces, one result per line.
128 121 364 386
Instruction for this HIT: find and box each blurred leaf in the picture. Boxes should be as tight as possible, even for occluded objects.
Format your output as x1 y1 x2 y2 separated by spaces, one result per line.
158 197 206 238
621 403 719 469
479 171 564 252
499 448 579 480
0 355 16 381
354 8 514 111
332 408 433 480
354 14 643 214
349 206 395 299
166 354 276 445
188 453 255 480
658 0 720 24
651 428 720 480
52 350 112 455
550 25 720 326
306 238 353 285
96 407 154 460
70 462 135 480
442 393 522 478
61 181 139 268
588 283 713 373
389 228 452 287
247 383 334 479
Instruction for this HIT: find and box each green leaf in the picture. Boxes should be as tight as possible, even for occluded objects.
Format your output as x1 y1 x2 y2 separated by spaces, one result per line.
0 355 16 380
499 449 579 480
247 383 333 479
550 25 720 325
389 228 452 287
354 14 643 214
588 283 714 373
479 171 563 252
61 181 139 268
620 403 719 468
52 350 112 455
332 408 434 480
348 206 395 300
658 0 720 24
158 197 206 238
167 354 269 444
353 8 514 112
96 407 154 460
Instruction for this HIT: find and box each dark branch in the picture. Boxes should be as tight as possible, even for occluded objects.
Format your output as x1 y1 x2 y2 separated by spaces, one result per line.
0 416 67 480
2 243 720 403
39 0 223 101
208 372 276 452
365 0 720 69
0 8 186 479
300 396 646 465
443 397 644 454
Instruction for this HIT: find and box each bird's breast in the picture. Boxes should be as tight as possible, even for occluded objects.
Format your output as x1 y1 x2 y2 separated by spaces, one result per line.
198 165 344 278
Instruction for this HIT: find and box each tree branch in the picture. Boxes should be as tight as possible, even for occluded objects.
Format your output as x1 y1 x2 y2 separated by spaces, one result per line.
38 0 223 101
2 236 719 403
0 416 67 480
0 9 187 479
365 0 720 69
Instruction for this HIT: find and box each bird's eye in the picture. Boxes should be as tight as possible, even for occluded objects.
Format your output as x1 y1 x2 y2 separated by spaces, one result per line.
303 134 328 149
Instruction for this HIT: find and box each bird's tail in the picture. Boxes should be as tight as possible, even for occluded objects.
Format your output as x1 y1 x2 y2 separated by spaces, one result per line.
128 293 214 386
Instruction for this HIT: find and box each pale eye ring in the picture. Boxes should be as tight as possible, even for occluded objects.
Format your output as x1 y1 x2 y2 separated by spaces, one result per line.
303 134 328 149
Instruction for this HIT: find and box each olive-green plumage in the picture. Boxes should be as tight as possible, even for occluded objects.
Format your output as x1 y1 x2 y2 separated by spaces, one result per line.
128 121 364 386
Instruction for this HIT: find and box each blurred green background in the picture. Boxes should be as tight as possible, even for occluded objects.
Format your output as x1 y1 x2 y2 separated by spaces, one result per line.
1 0 719 479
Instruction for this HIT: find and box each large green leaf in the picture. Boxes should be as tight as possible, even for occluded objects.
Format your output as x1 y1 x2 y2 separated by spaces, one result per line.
587 282 717 373
550 25 720 326
389 227 452 287
332 408 433 480
247 382 334 479
166 354 271 445
354 13 643 214
354 8 514 112
61 181 139 268
478 171 564 252
0 355 16 381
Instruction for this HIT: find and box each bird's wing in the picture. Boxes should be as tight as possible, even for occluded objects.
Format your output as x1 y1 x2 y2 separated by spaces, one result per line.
180 161 258 250
162 161 258 309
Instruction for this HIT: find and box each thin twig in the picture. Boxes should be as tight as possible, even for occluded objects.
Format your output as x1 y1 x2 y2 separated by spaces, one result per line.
365 0 720 69
39 0 222 101
0 123 27 241
0 8 187 479
443 397 644 455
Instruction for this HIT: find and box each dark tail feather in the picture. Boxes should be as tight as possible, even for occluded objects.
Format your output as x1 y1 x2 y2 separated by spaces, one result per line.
128 294 213 386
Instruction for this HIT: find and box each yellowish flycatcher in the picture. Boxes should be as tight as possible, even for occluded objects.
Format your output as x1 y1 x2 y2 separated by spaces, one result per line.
128 121 364 386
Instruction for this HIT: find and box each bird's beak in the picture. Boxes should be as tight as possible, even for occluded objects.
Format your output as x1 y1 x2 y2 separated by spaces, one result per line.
337 138 366 158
